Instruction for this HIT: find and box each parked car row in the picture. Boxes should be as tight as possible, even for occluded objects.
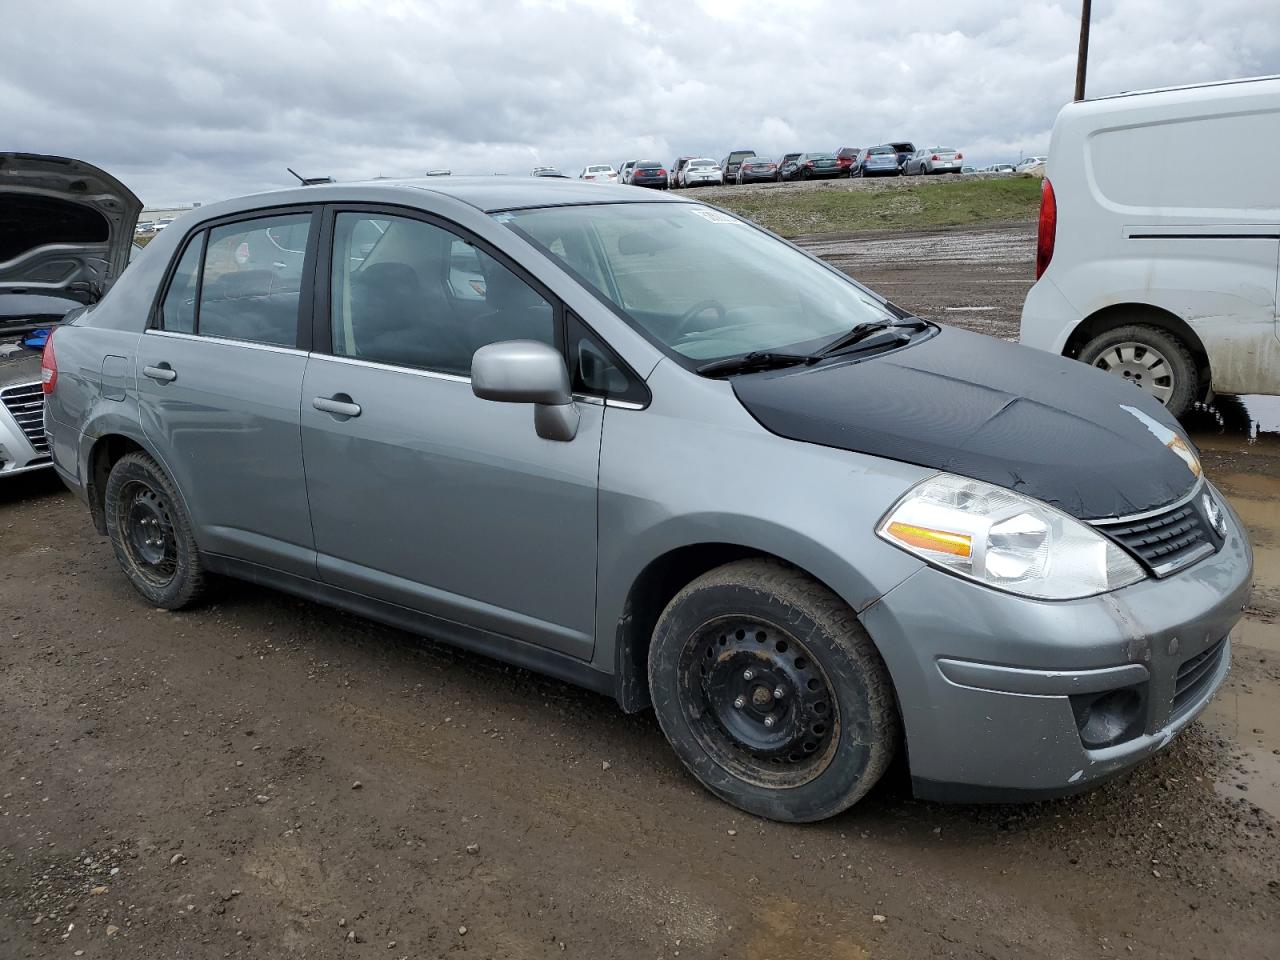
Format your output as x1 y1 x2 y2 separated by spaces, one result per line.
581 140 984 189
134 216 174 236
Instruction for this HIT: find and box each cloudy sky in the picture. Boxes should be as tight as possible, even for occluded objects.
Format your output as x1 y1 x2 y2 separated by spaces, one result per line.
6 0 1278 207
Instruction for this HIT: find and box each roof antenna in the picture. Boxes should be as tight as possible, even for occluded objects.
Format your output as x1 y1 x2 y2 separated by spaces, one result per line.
287 167 335 186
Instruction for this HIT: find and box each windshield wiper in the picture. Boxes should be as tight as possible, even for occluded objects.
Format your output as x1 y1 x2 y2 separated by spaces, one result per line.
696 351 822 377
817 316 931 357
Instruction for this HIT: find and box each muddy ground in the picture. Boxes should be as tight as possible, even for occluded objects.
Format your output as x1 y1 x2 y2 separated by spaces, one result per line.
1 223 1277 959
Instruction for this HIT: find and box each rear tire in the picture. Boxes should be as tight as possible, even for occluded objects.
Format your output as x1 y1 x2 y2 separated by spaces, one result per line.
648 559 898 822
104 452 207 609
1077 323 1199 417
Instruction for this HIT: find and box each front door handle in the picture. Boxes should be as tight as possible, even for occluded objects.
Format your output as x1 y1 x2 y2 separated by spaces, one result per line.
143 363 177 383
312 395 362 418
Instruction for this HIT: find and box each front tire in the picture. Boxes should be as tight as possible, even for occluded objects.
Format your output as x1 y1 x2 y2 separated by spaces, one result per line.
1077 323 1199 417
648 560 898 822
104 452 207 609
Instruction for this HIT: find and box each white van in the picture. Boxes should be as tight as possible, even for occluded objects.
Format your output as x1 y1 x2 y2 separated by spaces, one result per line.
1020 76 1280 417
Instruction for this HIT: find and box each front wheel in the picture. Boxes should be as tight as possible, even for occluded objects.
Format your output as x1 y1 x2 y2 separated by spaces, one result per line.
104 451 207 608
1077 323 1199 417
648 560 899 822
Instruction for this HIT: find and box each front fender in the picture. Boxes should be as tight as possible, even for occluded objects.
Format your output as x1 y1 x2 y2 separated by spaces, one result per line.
592 361 930 685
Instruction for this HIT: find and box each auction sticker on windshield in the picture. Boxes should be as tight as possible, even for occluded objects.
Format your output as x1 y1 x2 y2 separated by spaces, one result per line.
689 207 740 224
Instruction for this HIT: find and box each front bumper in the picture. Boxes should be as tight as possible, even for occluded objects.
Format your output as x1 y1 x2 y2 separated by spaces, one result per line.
861 492 1253 800
0 381 52 478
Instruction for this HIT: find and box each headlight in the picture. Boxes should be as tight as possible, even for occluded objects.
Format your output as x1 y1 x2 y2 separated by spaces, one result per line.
877 474 1146 600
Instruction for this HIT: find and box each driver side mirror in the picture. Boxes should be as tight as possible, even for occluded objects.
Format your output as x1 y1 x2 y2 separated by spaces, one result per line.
471 340 580 442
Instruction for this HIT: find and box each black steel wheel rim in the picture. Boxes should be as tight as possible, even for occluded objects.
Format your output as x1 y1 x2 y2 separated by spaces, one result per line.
680 617 840 788
120 480 178 586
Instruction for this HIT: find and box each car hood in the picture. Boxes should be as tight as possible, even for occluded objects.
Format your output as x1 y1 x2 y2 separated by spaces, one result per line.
730 326 1202 520
0 153 142 317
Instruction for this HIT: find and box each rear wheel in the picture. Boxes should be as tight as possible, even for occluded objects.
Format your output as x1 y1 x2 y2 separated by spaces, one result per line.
1077 323 1199 417
648 560 898 822
104 452 206 609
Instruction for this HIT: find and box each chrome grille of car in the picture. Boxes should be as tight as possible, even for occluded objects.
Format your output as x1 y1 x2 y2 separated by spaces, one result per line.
1 382 48 455
1091 494 1214 577
1172 637 1227 716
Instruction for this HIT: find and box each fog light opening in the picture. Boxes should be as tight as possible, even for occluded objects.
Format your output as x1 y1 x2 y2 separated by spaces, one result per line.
1070 686 1145 749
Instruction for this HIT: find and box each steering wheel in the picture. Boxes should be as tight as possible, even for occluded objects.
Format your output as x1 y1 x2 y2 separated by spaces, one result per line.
673 299 728 338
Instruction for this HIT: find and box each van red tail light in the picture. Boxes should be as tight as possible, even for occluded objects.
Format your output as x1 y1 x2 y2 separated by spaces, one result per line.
41 327 58 394
1036 177 1057 279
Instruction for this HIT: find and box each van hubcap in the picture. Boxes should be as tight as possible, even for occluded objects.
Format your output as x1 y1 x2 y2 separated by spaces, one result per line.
1092 341 1175 405
121 481 178 584
683 618 838 786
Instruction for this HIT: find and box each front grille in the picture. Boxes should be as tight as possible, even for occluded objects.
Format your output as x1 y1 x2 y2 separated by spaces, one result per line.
1172 637 1227 715
1 382 48 455
1095 499 1213 576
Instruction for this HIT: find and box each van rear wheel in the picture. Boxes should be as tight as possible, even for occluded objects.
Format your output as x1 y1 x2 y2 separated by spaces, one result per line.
648 559 898 822
1078 323 1198 417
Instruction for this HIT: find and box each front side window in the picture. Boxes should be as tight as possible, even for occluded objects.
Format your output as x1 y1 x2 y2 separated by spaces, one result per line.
198 213 312 346
503 203 894 363
330 212 555 376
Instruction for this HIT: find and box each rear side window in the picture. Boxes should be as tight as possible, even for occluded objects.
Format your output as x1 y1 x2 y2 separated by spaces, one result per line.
159 236 202 333
198 214 313 346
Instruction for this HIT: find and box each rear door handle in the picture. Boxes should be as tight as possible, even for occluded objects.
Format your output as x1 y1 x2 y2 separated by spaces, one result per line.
312 395 362 418
143 363 177 383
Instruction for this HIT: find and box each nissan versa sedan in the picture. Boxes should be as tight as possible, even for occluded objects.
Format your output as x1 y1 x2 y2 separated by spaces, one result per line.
44 178 1251 822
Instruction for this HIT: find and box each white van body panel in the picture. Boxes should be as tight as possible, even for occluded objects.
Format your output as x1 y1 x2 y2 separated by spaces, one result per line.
1020 76 1280 399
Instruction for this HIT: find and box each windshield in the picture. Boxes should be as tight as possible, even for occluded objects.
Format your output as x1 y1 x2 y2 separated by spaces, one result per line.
500 203 894 363
869 146 895 155
689 159 717 167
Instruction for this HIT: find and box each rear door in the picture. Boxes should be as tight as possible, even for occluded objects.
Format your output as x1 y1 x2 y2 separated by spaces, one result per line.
136 208 319 577
299 206 603 659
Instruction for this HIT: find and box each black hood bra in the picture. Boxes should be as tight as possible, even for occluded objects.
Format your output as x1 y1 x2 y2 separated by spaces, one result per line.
731 326 1200 521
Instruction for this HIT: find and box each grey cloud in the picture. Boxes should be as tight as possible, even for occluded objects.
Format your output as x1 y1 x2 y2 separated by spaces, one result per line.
5 0 1277 205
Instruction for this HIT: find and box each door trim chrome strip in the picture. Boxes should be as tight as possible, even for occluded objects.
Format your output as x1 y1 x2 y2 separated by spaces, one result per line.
143 329 307 357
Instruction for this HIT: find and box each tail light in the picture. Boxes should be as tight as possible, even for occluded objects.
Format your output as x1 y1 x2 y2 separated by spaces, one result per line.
805 161 814 167
931 154 940 161
1036 178 1057 279
41 327 58 394
658 169 667 176
955 152 963 160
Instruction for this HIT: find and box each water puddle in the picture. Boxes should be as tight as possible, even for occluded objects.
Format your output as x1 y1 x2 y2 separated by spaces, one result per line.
1184 394 1280 453
1202 644 1280 820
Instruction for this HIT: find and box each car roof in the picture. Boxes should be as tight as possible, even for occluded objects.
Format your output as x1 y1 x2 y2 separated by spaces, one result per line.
180 177 691 219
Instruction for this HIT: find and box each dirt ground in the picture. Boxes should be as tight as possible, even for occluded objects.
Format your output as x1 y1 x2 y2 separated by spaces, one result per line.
2 223 1277 959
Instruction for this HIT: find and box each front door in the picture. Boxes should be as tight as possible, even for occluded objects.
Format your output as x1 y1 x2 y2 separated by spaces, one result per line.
300 209 601 659
136 210 319 577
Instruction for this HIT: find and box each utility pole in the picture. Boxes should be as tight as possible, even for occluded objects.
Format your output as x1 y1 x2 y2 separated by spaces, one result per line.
1075 0 1092 101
